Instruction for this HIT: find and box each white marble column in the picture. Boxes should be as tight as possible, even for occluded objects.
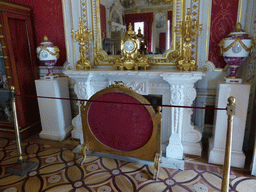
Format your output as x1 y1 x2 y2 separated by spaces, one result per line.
70 74 91 143
161 73 204 159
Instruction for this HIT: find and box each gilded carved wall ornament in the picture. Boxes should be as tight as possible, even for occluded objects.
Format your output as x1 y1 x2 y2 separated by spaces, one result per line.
249 38 256 64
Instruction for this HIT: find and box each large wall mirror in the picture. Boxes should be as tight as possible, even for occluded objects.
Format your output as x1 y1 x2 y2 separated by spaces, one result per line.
91 0 185 66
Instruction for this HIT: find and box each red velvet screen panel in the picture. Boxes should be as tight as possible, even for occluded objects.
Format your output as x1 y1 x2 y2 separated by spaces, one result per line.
88 92 153 151
208 0 239 68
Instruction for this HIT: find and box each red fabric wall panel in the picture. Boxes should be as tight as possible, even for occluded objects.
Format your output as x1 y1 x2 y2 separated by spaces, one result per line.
208 0 239 68
168 11 172 48
5 0 66 66
125 13 153 52
8 16 40 125
159 32 166 50
100 4 106 37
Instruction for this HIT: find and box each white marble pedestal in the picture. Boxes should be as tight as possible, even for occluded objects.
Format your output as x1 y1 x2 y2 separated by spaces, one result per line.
208 82 250 168
35 77 73 141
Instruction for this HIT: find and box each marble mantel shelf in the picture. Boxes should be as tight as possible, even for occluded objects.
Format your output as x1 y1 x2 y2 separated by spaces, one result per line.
64 69 204 161
64 68 204 79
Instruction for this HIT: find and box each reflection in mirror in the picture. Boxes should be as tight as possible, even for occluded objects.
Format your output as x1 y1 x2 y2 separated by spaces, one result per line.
100 0 173 56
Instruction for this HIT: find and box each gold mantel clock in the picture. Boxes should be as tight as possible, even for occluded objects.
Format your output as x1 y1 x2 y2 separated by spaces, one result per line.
114 23 149 70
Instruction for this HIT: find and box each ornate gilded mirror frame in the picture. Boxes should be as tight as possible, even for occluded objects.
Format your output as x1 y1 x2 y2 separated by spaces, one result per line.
90 0 185 67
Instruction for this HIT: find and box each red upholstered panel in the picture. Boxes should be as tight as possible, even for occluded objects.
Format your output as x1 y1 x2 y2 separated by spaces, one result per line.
88 92 153 151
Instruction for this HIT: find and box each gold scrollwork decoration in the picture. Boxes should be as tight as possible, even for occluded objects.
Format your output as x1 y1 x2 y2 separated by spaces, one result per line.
94 53 106 66
109 81 134 91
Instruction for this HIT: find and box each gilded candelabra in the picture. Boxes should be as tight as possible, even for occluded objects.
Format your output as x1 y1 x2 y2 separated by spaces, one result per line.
176 8 202 71
71 18 92 70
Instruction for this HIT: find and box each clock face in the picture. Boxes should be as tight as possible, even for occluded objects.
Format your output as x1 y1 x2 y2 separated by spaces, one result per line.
124 40 134 52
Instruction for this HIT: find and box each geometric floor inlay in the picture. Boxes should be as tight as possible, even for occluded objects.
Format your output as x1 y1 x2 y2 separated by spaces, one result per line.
1 138 256 192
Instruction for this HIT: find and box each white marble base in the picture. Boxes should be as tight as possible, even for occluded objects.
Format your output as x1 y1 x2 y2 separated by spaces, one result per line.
40 125 73 141
35 77 73 141
208 82 250 168
183 141 202 156
208 138 246 168
64 68 204 159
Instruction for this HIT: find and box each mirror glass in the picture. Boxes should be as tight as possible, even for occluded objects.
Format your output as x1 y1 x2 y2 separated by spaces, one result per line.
92 0 183 66
100 0 173 55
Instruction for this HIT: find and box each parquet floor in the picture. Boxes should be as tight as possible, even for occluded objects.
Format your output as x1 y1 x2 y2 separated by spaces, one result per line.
1 135 256 192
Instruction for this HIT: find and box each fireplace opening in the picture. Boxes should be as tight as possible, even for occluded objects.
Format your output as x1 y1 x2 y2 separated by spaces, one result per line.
143 95 162 112
203 105 215 138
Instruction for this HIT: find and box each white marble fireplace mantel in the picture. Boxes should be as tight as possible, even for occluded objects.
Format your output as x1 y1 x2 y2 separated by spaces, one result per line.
64 68 204 160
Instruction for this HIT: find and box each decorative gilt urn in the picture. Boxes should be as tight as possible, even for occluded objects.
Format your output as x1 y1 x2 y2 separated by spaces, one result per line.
219 23 252 82
37 36 60 76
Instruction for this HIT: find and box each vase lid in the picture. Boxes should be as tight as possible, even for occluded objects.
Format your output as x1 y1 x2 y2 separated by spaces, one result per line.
226 23 251 40
39 36 54 47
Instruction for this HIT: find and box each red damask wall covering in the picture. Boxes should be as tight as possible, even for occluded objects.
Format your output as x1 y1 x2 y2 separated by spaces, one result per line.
208 0 239 68
5 0 66 66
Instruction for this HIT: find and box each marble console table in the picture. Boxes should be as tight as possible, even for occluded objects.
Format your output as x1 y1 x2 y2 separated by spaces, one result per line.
64 69 204 159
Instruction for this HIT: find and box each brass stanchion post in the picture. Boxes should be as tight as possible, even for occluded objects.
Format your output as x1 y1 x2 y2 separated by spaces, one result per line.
6 86 38 176
221 96 236 192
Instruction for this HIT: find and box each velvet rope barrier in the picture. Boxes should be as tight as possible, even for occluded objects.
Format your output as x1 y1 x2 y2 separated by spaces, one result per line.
15 93 227 111
13 92 234 188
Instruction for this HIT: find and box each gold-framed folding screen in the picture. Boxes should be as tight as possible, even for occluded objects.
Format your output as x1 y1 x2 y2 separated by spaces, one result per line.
80 82 162 179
